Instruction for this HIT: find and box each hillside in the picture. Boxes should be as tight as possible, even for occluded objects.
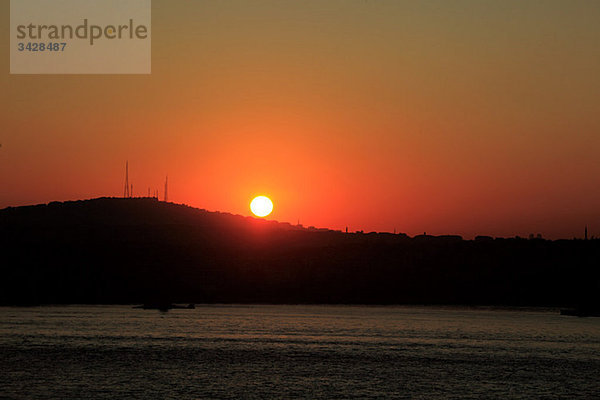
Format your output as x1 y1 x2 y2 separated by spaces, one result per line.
0 198 598 307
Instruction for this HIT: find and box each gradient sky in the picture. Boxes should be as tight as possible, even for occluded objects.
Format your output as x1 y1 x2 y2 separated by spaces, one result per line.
1 0 599 239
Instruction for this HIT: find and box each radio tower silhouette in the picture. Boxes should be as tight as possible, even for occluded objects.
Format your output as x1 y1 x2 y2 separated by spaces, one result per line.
123 161 130 198
164 175 168 202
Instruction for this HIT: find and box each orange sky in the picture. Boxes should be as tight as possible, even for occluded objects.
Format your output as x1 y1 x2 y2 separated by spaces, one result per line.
1 0 599 239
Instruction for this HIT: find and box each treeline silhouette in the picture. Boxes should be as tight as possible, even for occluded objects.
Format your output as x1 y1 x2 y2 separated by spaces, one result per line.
1 198 598 307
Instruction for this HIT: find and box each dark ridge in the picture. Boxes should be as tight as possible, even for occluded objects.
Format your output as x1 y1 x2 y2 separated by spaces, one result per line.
1 197 598 309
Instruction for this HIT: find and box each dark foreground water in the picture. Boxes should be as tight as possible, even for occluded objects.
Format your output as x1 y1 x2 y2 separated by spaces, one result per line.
0 305 599 399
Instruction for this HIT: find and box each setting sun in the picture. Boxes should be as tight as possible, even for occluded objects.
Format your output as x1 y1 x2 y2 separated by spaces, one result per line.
250 196 273 217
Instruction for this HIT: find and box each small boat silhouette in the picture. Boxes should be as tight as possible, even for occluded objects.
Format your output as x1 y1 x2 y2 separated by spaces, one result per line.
133 303 195 311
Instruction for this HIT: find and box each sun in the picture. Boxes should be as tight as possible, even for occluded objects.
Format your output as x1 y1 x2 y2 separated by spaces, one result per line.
250 196 273 217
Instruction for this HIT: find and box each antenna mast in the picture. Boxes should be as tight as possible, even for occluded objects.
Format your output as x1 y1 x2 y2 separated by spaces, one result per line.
124 161 130 198
164 175 168 202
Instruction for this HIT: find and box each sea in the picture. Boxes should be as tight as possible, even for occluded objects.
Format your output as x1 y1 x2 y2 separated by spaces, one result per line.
0 305 599 399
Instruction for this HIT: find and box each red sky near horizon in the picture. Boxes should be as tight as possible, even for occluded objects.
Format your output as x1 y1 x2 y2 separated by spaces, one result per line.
1 0 599 239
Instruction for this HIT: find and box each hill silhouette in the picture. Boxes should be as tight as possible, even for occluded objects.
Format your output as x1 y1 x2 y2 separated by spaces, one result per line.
0 197 598 307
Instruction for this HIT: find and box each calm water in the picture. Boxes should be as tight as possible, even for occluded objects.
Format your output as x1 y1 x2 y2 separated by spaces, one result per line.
0 305 599 399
